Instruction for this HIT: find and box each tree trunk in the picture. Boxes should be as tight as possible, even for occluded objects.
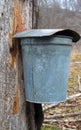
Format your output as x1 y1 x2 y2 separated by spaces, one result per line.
0 0 43 130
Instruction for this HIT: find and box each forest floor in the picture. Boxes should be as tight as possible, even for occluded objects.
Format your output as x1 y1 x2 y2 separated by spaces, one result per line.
43 53 81 130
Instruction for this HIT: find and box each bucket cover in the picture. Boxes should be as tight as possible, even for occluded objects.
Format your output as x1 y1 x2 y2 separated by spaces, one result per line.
13 29 80 42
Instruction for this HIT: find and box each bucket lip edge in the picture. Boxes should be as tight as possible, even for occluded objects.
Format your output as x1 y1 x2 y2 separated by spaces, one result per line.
20 35 73 46
51 35 73 40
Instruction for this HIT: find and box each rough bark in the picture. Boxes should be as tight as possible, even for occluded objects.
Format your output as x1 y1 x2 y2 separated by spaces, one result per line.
0 0 37 130
32 0 39 29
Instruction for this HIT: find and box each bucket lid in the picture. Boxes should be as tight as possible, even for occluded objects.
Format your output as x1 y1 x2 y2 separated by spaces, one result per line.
13 29 80 42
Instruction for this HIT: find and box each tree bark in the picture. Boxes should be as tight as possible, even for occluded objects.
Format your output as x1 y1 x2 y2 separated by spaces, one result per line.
0 0 39 130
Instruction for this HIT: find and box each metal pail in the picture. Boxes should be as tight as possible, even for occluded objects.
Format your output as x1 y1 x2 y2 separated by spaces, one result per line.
21 36 72 103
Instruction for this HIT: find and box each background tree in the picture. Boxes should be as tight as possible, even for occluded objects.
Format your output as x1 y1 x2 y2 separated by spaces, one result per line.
38 0 81 52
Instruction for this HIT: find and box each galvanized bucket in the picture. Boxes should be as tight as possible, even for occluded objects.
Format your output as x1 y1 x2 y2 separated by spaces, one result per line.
14 29 80 103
